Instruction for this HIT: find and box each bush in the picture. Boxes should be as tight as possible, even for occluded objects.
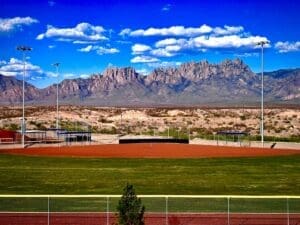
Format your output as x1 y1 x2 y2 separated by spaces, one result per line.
116 184 145 225
7 123 19 131
240 115 246 121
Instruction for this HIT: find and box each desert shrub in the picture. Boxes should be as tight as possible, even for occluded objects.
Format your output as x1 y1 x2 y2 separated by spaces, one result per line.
6 123 20 131
240 115 246 121
99 127 117 134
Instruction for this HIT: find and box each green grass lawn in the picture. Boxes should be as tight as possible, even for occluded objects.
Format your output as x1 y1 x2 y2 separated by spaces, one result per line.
0 154 299 212
0 154 299 195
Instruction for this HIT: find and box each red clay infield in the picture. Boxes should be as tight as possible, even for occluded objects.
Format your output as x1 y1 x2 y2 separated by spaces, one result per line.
0 144 299 158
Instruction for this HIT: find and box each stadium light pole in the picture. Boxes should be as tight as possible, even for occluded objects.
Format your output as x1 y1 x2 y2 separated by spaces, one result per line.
256 41 269 147
17 45 32 148
52 63 60 130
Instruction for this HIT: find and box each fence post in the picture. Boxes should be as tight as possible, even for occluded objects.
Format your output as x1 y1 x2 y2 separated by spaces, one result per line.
107 196 109 225
166 196 168 225
47 195 50 225
287 197 289 225
227 196 230 225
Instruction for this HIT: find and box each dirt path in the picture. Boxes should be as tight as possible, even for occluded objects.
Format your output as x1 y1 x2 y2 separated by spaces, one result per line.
0 144 299 158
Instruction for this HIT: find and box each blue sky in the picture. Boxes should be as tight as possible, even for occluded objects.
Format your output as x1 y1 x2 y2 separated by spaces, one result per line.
0 0 300 88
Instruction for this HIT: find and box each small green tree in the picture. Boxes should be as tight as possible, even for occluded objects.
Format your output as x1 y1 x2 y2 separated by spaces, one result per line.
116 183 145 225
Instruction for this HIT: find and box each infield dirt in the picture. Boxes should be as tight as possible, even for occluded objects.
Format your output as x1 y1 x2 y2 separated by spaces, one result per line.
0 144 299 158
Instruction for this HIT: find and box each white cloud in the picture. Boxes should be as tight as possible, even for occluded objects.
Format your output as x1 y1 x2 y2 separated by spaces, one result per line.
78 45 119 55
165 45 182 52
148 61 182 68
96 46 119 55
234 52 259 58
0 58 48 78
124 25 212 37
132 44 152 55
153 35 269 53
192 35 270 49
48 45 56 49
78 45 93 52
107 63 114 67
46 71 58 77
275 41 300 53
119 24 246 37
73 40 97 44
62 73 90 79
0 58 94 84
0 58 65 80
161 4 171 11
0 71 18 76
63 73 76 78
153 39 189 57
198 24 214 34
123 24 269 62
213 25 244 36
36 23 108 42
0 58 42 77
0 17 38 32
48 0 56 7
131 56 160 63
116 40 132 44
120 24 268 58
136 68 150 75
149 34 270 59
155 38 187 48
80 74 90 79
119 28 131 36
151 48 176 57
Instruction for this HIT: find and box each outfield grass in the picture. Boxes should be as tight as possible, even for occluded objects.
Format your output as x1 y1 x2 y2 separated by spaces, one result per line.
0 154 300 213
0 154 299 195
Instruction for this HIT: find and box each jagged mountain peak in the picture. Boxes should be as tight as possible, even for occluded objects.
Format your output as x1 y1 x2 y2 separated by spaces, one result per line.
103 67 137 78
101 67 143 89
0 74 40 103
146 59 253 84
220 58 250 71
0 59 299 106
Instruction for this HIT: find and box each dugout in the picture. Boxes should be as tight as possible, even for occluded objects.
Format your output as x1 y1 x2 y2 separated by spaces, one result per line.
58 131 92 143
119 137 189 144
0 129 47 144
216 130 250 147
23 130 47 143
0 129 20 143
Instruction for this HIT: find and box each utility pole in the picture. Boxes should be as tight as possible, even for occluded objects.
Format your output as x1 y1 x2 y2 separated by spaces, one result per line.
52 63 60 130
17 46 32 148
256 41 269 147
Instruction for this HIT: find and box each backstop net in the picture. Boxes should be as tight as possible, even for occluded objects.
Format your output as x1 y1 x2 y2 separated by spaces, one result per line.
0 195 299 225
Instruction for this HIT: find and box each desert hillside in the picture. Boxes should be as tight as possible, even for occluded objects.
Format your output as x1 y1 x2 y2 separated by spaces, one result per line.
0 106 299 140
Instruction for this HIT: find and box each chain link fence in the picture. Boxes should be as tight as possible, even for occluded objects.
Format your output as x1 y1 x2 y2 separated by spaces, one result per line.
0 195 299 225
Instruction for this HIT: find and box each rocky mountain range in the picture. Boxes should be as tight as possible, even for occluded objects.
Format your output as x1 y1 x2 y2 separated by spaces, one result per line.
0 59 299 106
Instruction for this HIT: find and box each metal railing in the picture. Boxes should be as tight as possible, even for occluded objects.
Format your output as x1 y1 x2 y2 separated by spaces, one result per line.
0 195 299 225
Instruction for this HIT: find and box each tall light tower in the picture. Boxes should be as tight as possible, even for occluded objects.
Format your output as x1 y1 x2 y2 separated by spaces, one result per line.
17 45 32 148
52 62 60 130
256 41 269 147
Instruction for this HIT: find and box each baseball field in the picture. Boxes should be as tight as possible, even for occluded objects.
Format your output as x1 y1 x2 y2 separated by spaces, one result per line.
0 143 300 195
0 143 299 224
